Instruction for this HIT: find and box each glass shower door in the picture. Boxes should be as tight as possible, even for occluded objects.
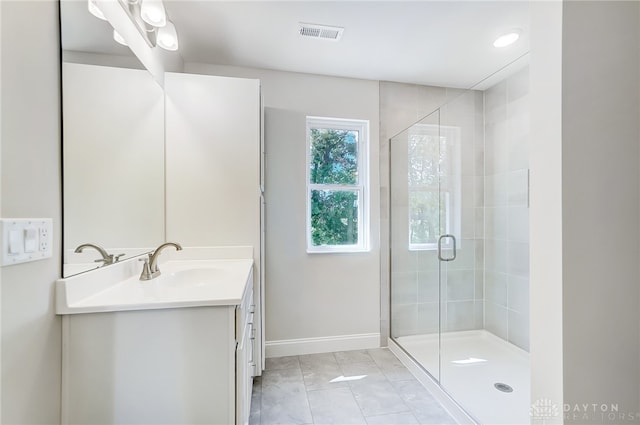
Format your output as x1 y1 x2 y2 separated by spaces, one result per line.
390 109 447 382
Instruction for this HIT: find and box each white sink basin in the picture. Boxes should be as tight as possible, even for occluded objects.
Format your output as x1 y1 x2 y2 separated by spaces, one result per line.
56 258 253 314
160 267 228 287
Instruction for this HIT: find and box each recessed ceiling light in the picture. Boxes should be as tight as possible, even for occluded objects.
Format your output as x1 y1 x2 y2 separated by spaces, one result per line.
493 30 521 48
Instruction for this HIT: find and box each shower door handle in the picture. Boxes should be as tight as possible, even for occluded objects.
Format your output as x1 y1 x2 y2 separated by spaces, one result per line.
437 234 457 262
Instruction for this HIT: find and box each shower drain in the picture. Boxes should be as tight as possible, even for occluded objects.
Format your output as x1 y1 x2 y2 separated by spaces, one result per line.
494 383 514 393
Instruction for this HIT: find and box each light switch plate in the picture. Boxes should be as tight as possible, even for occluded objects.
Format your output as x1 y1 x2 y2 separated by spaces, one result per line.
0 219 53 266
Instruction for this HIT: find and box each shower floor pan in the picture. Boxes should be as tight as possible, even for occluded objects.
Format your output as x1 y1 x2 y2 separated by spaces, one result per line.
397 330 530 425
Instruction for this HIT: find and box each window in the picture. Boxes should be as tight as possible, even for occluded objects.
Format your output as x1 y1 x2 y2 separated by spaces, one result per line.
408 124 460 250
306 117 369 253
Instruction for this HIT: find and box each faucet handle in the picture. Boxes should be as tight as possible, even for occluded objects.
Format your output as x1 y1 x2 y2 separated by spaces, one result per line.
114 253 126 262
94 255 113 265
139 257 153 281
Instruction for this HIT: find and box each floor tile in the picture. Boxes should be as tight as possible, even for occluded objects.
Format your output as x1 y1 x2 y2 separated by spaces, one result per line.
368 348 415 381
266 355 301 371
339 360 388 383
300 352 349 391
261 368 313 425
299 352 338 370
255 350 455 425
365 412 420 425
249 376 262 425
334 350 374 364
392 380 455 425
307 387 367 424
303 367 349 391
350 378 411 417
367 348 401 366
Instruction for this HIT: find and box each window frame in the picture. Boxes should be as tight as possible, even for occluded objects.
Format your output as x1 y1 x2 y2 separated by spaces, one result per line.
306 116 370 254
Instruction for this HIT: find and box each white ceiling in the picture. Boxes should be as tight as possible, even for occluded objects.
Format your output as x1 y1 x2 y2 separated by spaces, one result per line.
61 0 530 89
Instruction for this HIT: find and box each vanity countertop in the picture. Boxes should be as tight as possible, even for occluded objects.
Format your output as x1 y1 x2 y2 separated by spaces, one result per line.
56 258 254 315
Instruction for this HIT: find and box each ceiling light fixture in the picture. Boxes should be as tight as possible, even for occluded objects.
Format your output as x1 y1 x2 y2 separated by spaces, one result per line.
113 29 128 46
140 0 167 28
87 0 107 21
157 20 178 51
87 0 179 51
493 30 521 48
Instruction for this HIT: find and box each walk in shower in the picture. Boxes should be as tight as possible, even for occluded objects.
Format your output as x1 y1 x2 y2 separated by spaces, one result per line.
389 65 531 424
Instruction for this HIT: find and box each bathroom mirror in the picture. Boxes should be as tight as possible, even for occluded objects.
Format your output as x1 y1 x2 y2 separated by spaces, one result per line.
60 0 165 277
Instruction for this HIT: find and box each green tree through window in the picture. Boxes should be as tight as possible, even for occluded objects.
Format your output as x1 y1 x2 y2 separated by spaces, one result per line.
307 118 368 252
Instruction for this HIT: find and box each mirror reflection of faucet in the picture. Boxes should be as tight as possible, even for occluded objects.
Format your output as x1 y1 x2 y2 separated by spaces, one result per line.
74 243 125 266
139 242 183 281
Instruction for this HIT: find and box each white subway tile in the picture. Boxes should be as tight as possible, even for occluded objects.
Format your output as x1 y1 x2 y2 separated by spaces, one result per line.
417 271 439 303
508 206 530 243
508 310 530 352
507 169 529 206
485 271 508 306
508 275 530 314
486 206 508 241
507 241 529 277
485 301 508 340
446 301 476 332
391 271 418 304
446 270 475 301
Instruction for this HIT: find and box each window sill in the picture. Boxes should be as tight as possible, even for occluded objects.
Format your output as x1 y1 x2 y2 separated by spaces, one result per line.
307 246 370 254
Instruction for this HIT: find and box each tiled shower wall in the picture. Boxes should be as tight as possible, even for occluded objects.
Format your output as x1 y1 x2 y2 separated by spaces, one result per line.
483 66 530 351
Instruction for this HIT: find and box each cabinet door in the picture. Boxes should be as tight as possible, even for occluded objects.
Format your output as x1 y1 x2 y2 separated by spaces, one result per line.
236 321 252 425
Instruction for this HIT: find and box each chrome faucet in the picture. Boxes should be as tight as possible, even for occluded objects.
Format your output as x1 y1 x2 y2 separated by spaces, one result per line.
139 242 183 280
74 243 124 266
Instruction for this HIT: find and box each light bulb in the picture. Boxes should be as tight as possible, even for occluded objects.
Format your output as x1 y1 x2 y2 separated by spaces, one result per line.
140 0 167 27
88 0 107 21
157 20 179 51
493 31 521 48
113 29 128 46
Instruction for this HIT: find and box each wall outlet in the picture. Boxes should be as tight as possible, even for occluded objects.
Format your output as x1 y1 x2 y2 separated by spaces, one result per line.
39 226 49 252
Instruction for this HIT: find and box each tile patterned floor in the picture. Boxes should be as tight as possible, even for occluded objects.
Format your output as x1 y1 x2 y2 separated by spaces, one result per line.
249 348 456 425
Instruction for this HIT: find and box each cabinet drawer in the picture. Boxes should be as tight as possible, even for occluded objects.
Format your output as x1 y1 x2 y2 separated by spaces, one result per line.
236 270 254 342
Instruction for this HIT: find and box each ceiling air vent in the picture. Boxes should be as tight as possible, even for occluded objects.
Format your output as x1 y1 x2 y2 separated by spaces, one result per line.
298 23 344 41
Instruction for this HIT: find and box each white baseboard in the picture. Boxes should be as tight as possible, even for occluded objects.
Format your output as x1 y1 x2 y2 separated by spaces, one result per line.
265 333 380 358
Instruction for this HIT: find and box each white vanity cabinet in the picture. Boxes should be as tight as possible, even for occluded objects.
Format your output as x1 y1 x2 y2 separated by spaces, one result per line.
61 269 255 425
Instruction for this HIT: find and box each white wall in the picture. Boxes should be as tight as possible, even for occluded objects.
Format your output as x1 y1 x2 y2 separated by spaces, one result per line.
561 0 640 418
529 1 564 420
0 0 3 419
0 1 62 423
185 63 380 353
